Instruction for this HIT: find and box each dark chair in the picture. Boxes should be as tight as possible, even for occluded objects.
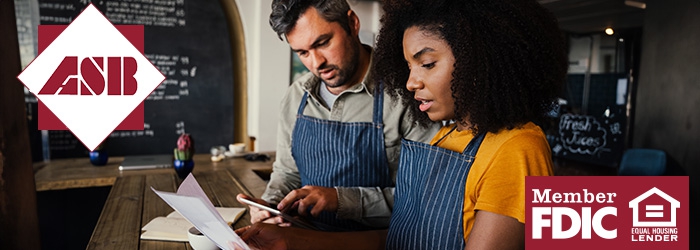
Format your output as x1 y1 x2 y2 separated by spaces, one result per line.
617 148 667 176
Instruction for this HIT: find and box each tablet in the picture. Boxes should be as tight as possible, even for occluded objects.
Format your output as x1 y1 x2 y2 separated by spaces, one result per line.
239 198 318 230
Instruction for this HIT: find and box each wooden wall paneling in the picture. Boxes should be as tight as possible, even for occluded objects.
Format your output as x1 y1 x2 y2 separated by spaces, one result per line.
0 0 41 249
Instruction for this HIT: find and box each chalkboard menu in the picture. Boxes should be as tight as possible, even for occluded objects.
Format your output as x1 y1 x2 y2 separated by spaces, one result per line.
548 109 626 167
21 0 235 158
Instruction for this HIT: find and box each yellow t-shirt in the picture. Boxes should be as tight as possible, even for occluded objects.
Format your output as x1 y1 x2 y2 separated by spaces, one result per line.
430 122 553 242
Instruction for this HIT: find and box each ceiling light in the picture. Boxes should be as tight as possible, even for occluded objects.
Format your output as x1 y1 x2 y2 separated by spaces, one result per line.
605 27 614 35
625 0 647 9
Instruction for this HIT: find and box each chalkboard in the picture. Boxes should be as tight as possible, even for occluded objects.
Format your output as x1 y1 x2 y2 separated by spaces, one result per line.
548 110 626 167
20 0 235 158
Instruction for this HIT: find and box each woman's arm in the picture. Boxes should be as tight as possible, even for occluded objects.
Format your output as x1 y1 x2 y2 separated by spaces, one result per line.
465 210 525 250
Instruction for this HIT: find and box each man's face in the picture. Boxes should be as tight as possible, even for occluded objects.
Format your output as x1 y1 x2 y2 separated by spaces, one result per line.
286 7 359 88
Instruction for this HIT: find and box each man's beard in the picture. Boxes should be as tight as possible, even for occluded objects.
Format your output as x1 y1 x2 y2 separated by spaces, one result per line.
319 45 360 88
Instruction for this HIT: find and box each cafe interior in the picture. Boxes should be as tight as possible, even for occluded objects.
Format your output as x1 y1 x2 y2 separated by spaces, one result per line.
0 0 697 249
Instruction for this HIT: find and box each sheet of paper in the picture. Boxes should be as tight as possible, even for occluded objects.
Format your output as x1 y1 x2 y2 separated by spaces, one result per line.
176 174 223 223
151 174 250 250
141 207 246 242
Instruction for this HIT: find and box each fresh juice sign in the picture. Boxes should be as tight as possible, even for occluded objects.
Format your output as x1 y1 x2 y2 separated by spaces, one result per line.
526 176 688 250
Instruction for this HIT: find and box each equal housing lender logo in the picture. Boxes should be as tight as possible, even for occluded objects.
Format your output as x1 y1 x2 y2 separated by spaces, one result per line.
17 4 164 151
526 176 689 249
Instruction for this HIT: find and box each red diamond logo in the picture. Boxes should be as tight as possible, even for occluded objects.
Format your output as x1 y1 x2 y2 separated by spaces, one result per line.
17 4 164 151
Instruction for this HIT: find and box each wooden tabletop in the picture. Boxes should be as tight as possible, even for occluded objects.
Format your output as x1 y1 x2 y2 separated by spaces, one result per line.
33 153 273 250
34 153 273 196
86 170 255 250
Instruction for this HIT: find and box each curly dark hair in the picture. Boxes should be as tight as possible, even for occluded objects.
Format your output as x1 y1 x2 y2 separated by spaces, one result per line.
372 0 568 134
269 0 352 41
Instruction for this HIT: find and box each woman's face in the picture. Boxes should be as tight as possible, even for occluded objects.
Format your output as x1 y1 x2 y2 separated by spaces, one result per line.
403 26 456 122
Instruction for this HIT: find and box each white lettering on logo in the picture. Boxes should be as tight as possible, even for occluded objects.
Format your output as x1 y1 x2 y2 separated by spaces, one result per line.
532 207 617 239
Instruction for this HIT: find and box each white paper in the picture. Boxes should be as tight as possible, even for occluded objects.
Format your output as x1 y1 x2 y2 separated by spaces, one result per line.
151 173 250 250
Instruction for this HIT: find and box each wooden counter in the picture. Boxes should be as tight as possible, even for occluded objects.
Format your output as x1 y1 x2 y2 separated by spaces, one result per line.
34 153 273 196
33 153 274 250
87 171 255 249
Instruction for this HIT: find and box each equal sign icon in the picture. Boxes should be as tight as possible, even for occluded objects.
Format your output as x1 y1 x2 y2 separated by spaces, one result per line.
646 205 664 218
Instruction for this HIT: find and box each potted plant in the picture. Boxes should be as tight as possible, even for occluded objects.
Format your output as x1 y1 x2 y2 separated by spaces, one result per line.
173 133 195 178
89 140 108 166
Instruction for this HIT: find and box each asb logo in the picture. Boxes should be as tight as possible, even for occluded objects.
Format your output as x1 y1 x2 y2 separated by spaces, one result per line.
17 4 164 151
38 56 138 96
526 176 688 250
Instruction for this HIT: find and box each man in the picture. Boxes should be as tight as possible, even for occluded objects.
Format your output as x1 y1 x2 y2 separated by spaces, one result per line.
237 0 439 231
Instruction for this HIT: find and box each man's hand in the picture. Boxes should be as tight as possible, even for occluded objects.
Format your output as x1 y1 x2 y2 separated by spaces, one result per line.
236 194 289 226
277 185 338 217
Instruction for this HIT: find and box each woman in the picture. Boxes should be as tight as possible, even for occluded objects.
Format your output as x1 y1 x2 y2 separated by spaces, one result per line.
237 0 567 249
375 0 567 248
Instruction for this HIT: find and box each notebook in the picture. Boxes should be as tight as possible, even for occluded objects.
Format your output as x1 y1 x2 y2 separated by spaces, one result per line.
140 207 246 242
119 154 173 171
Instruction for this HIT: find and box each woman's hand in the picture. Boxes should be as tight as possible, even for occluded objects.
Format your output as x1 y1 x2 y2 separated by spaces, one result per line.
236 194 290 226
236 223 387 250
236 223 290 250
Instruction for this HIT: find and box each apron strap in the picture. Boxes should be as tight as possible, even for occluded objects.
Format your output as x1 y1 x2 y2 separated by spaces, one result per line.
297 92 310 116
373 82 384 125
462 131 487 155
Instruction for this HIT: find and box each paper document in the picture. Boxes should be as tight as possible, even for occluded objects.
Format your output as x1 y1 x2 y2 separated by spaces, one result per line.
151 173 250 250
141 207 246 242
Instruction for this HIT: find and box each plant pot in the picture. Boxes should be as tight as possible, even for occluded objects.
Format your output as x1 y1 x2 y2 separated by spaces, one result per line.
174 159 194 179
89 150 109 166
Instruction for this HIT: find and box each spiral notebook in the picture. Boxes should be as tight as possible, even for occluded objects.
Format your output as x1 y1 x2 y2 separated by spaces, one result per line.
119 154 173 171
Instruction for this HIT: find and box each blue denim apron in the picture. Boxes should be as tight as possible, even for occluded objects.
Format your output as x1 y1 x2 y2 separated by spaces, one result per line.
386 131 486 249
291 84 392 231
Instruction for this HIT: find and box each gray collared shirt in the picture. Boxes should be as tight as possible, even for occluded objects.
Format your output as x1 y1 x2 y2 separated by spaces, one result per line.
262 68 440 228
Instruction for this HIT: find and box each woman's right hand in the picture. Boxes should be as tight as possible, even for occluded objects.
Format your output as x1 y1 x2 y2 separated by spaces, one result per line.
236 194 290 226
235 223 290 250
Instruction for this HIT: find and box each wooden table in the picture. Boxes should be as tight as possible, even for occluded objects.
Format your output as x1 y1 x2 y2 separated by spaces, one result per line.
34 153 273 250
34 153 272 196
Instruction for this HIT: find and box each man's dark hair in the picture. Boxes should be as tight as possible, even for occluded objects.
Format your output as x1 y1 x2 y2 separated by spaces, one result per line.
270 0 352 41
373 0 568 134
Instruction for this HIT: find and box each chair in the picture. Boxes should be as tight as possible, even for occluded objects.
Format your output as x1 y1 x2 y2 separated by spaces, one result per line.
617 148 667 176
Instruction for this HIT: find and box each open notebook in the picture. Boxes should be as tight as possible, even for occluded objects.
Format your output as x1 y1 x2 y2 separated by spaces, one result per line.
141 207 246 242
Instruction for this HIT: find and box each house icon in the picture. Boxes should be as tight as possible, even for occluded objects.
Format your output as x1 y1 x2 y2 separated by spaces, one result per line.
629 187 680 227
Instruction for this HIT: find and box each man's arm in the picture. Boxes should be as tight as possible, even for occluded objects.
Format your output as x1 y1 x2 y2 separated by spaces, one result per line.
245 86 303 225
261 86 303 205
335 186 393 225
